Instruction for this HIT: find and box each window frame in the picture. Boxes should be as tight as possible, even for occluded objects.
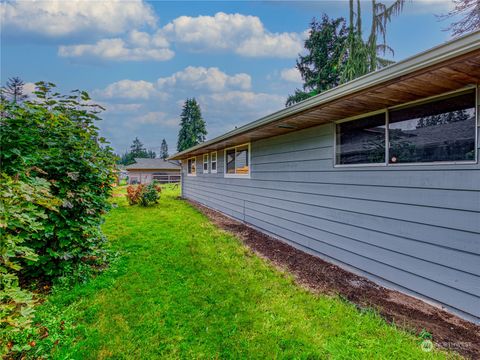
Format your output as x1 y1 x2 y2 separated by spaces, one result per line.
210 151 217 173
187 157 197 176
334 86 478 167
203 153 209 173
224 143 251 178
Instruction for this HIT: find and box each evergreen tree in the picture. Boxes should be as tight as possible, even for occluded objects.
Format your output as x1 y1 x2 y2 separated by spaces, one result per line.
287 1 406 106
177 98 207 152
1 76 28 103
286 15 347 107
160 138 169 159
130 137 148 158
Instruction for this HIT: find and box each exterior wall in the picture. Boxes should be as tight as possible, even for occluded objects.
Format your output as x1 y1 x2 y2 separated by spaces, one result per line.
127 169 180 184
181 100 480 322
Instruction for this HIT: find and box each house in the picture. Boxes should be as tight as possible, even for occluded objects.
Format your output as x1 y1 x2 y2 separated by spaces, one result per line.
169 31 480 323
125 158 181 184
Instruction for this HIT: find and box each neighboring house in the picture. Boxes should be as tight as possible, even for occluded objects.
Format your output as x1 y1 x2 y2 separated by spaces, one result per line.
170 32 480 323
126 158 181 184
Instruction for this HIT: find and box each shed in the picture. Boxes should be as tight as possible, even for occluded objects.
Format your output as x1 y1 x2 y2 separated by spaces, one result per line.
170 31 480 323
125 158 181 184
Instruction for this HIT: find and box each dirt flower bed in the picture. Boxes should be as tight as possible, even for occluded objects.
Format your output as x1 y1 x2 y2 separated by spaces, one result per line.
188 199 480 359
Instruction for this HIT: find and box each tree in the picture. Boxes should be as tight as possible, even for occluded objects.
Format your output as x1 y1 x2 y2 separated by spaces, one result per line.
439 0 480 37
340 0 405 83
177 98 207 152
160 138 169 159
286 15 347 106
1 76 28 103
287 1 406 106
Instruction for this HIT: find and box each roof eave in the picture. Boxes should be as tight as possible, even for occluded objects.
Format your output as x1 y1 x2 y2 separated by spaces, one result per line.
169 30 480 161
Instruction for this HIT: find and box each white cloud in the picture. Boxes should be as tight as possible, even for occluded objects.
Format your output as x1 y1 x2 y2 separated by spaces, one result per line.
133 112 179 127
1 0 156 38
280 68 302 84
202 91 284 112
162 12 303 58
157 66 251 92
102 103 143 113
58 30 174 61
22 82 37 98
95 80 164 100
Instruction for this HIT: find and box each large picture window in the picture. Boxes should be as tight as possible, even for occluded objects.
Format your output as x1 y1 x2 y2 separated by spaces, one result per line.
336 113 386 165
388 91 476 164
225 144 250 177
187 157 196 176
335 89 477 166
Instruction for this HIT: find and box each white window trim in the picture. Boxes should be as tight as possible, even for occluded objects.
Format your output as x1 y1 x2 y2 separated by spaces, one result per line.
224 143 251 178
203 153 209 173
210 151 217 173
187 157 197 176
333 86 478 167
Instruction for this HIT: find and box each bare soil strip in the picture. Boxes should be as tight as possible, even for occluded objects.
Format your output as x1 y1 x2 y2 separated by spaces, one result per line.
188 199 480 359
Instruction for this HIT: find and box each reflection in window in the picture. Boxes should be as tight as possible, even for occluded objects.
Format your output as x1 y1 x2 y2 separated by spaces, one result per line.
226 148 236 174
203 154 209 172
187 157 196 175
389 91 476 163
336 113 386 165
225 144 250 176
211 152 217 173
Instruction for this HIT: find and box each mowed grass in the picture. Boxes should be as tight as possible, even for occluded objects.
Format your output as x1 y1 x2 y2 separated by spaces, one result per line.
46 186 455 359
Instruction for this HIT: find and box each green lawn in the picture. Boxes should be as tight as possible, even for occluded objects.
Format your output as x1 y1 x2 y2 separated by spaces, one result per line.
42 186 454 359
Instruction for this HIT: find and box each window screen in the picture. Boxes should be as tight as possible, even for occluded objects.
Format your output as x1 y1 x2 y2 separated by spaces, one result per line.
388 91 476 163
336 113 386 165
211 152 217 172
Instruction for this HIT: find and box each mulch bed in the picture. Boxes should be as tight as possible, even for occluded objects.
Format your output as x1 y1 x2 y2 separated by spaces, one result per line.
187 199 480 359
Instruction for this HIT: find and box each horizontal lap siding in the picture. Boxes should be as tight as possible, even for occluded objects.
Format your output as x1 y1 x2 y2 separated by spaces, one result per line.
182 121 480 321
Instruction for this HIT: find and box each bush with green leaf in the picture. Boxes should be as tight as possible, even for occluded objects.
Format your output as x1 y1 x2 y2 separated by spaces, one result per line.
0 82 116 355
1 82 116 280
0 174 60 354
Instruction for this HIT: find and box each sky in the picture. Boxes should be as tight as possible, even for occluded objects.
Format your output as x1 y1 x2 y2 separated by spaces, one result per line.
1 0 458 155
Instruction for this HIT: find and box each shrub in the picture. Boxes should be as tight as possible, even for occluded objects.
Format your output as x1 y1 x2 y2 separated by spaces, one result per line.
1 82 116 281
0 175 60 354
126 185 144 205
126 184 161 206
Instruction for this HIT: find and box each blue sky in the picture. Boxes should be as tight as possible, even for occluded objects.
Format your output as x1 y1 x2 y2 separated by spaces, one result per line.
1 0 456 155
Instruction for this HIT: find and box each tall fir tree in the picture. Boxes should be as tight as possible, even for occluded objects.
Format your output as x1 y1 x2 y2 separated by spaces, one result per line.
287 1 406 106
160 138 169 160
286 15 347 106
1 76 28 103
177 98 207 152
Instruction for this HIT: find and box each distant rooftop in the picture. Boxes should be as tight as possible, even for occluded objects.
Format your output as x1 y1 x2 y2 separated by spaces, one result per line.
125 158 181 170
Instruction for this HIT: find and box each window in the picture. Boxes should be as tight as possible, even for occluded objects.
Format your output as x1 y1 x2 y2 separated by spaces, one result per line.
211 152 217 173
336 113 386 165
203 154 209 173
388 91 476 164
187 157 196 176
225 144 250 177
335 89 477 166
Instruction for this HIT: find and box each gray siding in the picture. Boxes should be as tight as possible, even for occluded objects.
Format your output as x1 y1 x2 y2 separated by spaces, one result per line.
181 118 480 322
